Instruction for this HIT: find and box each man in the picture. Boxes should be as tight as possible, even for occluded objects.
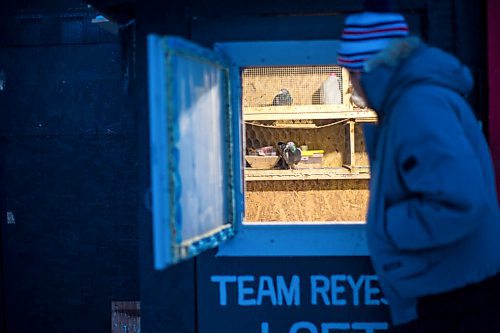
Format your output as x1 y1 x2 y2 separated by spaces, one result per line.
337 10 500 332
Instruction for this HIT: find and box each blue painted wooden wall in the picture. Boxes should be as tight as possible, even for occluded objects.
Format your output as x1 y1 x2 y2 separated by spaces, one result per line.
0 1 139 332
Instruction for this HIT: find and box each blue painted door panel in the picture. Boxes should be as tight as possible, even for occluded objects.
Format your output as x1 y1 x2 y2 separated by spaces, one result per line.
148 35 238 270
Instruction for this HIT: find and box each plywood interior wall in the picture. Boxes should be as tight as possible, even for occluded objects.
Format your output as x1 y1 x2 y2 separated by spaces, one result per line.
355 124 369 166
245 179 369 222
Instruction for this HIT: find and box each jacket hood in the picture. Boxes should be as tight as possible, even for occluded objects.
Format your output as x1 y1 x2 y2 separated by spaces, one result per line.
360 37 474 114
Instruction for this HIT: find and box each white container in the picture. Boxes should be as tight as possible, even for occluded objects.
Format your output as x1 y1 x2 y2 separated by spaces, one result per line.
320 73 342 105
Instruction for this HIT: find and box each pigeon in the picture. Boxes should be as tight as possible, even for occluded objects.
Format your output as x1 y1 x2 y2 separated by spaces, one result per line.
277 141 302 169
272 89 293 106
350 85 368 108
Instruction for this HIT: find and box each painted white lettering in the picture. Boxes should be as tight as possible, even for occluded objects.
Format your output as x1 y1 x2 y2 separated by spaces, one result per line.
277 275 300 306
330 275 347 306
321 322 350 332
351 322 389 332
311 275 330 305
346 275 364 306
210 275 236 306
364 276 381 306
257 276 277 306
290 321 318 333
238 275 257 306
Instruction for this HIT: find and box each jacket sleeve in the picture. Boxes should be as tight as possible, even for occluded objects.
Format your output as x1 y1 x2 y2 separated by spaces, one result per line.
385 89 491 251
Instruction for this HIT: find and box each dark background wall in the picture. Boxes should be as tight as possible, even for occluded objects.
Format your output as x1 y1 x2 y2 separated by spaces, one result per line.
0 1 139 332
0 0 490 332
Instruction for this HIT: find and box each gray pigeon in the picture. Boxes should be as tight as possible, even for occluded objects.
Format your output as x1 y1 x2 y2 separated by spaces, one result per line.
277 141 302 169
272 89 293 106
350 87 367 108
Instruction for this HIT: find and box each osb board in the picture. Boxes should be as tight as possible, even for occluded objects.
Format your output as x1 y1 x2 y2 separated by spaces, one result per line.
246 123 347 167
355 124 370 166
245 179 369 222
242 66 343 107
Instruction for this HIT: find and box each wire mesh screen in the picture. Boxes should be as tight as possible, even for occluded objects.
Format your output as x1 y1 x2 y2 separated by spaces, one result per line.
242 65 344 107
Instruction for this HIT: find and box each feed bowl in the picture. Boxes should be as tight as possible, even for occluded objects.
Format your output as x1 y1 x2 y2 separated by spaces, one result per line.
245 155 280 169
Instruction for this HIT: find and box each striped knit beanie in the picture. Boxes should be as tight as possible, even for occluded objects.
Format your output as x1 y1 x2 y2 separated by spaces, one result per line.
337 12 409 72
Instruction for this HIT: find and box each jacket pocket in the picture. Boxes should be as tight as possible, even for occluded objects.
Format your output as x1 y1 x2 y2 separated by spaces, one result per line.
382 254 429 281
381 254 430 299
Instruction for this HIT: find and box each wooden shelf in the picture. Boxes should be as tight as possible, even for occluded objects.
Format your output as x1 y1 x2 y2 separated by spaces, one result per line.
244 167 370 181
243 105 377 122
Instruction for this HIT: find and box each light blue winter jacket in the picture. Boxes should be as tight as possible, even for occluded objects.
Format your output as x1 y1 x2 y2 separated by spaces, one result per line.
360 37 500 325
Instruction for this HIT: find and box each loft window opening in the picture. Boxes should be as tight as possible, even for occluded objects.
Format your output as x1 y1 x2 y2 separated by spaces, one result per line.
240 65 375 224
